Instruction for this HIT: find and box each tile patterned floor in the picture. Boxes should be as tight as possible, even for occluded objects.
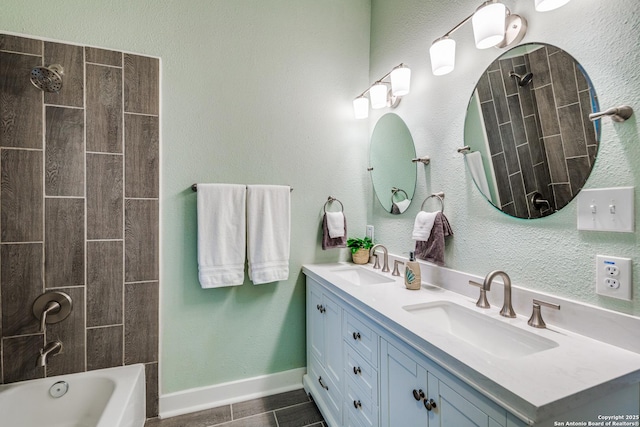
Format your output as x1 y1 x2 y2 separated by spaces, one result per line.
145 389 326 427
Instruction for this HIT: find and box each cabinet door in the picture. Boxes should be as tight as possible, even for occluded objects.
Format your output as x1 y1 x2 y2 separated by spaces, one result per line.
308 283 325 363
430 373 492 427
380 340 431 427
323 291 343 388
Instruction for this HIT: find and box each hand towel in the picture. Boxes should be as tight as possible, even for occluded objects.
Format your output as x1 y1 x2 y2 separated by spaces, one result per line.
391 198 411 214
415 212 454 266
326 211 345 238
411 211 438 241
197 184 246 288
247 185 290 284
322 213 347 250
465 151 491 199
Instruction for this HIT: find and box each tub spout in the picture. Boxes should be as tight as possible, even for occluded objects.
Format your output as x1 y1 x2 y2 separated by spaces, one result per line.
36 340 62 368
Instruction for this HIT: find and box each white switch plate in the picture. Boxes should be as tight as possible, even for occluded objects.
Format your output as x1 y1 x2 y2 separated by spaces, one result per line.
577 187 635 232
596 255 632 300
366 225 374 241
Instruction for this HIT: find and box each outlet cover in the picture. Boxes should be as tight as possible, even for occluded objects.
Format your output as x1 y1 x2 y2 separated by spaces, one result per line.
596 255 632 300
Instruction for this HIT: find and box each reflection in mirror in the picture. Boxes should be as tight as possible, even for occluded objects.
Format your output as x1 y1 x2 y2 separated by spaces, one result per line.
463 43 600 219
370 113 417 214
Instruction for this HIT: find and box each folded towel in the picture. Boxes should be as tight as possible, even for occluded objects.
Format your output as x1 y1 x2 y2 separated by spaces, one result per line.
412 211 438 241
391 198 411 214
326 211 345 238
322 213 347 250
197 184 247 288
247 185 290 284
466 151 491 200
415 212 453 266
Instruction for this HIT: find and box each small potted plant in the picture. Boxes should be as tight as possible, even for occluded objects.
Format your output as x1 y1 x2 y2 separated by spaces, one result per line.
346 236 373 265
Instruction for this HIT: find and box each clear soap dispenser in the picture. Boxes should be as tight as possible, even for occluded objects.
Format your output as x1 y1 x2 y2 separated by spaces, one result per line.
404 251 421 290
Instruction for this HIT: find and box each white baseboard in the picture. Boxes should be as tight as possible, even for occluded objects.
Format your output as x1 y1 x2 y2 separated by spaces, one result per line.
158 367 307 419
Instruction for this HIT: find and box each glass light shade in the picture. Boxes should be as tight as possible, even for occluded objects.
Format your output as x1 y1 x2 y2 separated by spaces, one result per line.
390 66 411 96
353 96 369 119
370 83 388 109
535 0 571 11
430 37 456 76
472 2 507 49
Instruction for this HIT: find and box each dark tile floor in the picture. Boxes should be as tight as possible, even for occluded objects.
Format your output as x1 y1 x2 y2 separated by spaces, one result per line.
145 389 326 427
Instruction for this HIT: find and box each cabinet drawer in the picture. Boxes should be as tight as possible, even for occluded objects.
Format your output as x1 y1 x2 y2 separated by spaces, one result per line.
308 356 343 423
345 378 379 427
344 343 378 404
344 311 378 367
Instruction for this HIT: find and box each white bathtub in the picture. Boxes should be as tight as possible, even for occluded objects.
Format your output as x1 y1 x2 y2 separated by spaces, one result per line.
0 364 146 427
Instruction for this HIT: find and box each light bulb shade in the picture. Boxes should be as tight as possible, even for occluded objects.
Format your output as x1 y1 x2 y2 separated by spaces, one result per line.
472 2 507 49
390 65 411 96
535 0 571 11
430 37 456 76
370 83 388 109
353 96 369 119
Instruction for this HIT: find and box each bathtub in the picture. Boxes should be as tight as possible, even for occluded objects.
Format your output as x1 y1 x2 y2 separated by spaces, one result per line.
0 364 146 427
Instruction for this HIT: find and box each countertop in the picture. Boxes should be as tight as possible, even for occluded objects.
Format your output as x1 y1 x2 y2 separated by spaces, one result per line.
302 262 640 424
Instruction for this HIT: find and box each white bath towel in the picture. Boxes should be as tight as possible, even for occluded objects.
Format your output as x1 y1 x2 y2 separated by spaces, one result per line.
412 211 438 241
326 211 345 238
197 184 246 288
247 185 290 285
466 151 491 199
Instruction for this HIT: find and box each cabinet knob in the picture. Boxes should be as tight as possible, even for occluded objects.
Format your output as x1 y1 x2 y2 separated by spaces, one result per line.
318 376 329 391
412 389 425 401
353 366 362 375
352 332 361 340
424 398 437 411
316 304 325 313
353 400 362 409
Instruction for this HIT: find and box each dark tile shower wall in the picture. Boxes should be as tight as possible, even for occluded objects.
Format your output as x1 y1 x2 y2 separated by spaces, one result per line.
476 46 597 218
0 34 159 417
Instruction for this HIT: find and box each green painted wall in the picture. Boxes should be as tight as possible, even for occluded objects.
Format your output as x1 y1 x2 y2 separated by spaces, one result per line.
0 0 371 394
368 0 640 315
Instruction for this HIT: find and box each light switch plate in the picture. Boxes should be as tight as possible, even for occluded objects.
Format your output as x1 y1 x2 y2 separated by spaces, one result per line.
577 187 635 232
596 255 632 300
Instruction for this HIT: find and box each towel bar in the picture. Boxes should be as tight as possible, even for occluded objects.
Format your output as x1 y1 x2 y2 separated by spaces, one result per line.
457 146 471 154
191 184 293 192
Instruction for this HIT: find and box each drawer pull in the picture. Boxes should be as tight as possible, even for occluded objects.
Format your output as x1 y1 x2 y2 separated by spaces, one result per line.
352 331 361 340
318 376 329 391
353 366 362 375
424 398 437 411
412 389 425 401
353 400 362 409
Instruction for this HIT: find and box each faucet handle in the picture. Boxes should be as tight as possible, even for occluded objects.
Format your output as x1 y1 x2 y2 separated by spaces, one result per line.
468 281 490 309
527 299 560 329
392 260 404 276
372 254 380 269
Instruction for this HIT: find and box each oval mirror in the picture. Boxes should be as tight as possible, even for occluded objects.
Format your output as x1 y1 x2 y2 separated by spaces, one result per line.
370 113 417 214
463 43 600 219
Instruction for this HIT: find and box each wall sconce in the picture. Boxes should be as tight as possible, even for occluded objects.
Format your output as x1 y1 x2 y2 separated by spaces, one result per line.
353 63 411 119
429 0 571 76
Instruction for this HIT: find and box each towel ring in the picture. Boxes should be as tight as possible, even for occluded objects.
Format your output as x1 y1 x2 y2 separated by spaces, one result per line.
391 187 409 204
420 192 445 212
323 196 344 213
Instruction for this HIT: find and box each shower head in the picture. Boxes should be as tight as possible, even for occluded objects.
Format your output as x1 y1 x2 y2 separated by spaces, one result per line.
509 71 533 87
30 64 64 93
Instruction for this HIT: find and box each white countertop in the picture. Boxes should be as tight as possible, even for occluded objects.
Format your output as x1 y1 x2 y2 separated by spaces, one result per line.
302 262 640 424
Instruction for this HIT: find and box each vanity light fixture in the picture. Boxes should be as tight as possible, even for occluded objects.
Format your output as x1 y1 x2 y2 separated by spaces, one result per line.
429 1 527 76
352 63 411 119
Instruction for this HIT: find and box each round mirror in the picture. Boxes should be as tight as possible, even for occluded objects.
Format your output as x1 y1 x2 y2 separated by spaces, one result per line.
463 43 600 219
370 113 417 214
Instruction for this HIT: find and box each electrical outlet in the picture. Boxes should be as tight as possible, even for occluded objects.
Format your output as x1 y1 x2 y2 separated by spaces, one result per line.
596 255 632 300
366 225 374 241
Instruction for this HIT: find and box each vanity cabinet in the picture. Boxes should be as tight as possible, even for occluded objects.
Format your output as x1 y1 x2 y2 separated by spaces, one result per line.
305 276 524 427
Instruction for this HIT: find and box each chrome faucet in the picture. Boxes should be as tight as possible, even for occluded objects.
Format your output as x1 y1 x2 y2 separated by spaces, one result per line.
483 270 516 318
370 244 390 272
36 340 62 368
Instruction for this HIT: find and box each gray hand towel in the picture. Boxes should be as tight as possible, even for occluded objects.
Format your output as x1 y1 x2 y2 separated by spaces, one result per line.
322 213 347 249
414 212 453 265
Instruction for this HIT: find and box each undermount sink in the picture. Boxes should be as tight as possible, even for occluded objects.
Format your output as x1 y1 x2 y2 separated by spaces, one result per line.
402 301 558 359
330 267 395 286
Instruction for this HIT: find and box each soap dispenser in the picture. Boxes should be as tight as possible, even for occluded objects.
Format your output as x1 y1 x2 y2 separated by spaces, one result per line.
404 251 421 290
